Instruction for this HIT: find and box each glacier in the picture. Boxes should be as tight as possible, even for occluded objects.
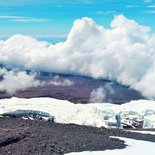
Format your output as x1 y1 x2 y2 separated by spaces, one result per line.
0 97 155 128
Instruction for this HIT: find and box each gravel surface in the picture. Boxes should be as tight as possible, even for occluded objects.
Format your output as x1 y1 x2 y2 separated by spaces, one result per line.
0 117 155 155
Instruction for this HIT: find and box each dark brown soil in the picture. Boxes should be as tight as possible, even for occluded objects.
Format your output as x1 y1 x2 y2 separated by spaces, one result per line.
0 117 155 155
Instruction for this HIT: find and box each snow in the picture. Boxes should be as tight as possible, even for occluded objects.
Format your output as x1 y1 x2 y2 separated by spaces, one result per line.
66 136 155 155
1 97 155 154
126 130 155 135
143 115 155 128
0 97 155 128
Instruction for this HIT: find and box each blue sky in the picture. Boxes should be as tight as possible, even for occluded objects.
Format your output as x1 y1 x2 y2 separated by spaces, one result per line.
0 0 155 41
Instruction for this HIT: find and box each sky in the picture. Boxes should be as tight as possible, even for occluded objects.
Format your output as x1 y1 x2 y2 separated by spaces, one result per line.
0 0 155 40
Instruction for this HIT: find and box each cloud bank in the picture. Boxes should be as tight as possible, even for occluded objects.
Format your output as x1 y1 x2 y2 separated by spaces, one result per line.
0 70 40 94
89 84 114 103
0 15 155 98
49 76 75 86
0 69 75 95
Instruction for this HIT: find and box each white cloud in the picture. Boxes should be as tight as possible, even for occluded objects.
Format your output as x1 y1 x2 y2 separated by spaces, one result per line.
147 5 155 8
89 85 114 103
0 70 40 94
39 75 75 87
0 15 155 98
0 16 28 19
90 11 116 15
0 15 49 22
49 78 75 86
11 18 49 23
89 86 106 103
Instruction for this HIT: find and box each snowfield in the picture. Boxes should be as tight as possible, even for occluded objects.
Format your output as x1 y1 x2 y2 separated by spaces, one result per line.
66 136 155 155
0 97 155 128
1 97 155 154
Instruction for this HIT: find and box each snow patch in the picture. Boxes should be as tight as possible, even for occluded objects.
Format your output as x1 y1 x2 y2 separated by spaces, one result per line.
66 136 155 155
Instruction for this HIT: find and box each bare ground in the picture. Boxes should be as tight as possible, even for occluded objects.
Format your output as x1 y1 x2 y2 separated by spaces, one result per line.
0 117 155 155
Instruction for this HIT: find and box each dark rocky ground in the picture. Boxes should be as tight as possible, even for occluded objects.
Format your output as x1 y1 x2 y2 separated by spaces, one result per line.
0 117 155 155
0 73 144 104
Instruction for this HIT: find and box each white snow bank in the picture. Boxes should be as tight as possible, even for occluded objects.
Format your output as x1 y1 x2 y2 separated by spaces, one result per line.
66 136 155 155
0 97 113 127
0 97 155 128
126 130 155 135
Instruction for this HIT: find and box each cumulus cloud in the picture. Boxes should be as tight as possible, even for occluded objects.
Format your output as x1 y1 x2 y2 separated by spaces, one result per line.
89 84 114 103
49 79 74 86
0 69 40 94
49 76 75 86
89 86 106 103
0 15 155 98
39 75 75 87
